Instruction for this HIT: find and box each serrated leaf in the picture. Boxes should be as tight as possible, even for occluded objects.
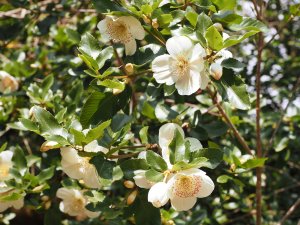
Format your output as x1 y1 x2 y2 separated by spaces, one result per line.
146 151 168 172
221 58 245 69
222 31 258 49
192 148 223 169
145 169 164 182
79 33 101 59
242 158 267 169
90 154 116 179
169 129 186 164
205 26 223 50
85 120 111 143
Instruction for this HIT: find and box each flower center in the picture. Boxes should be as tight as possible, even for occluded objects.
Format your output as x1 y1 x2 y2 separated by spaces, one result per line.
172 175 201 198
71 196 86 212
106 20 132 44
172 56 190 77
0 164 10 180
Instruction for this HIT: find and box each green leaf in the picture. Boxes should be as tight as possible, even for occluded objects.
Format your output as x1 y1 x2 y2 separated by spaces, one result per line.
111 114 132 132
205 25 223 50
290 4 300 16
213 10 242 24
18 118 39 133
96 46 114 70
85 120 111 143
139 126 149 144
120 159 149 178
92 0 124 13
142 101 156 119
221 58 245 69
274 137 289 152
185 11 198 27
157 14 173 27
65 28 81 43
90 154 116 179
98 79 125 90
218 69 251 110
217 175 232 183
145 169 164 182
242 158 267 169
146 151 168 172
222 31 259 49
172 157 208 171
12 147 27 173
212 0 236 10
80 87 131 128
0 142 7 153
192 148 223 169
229 17 268 32
196 12 213 35
79 33 101 59
37 166 55 183
169 128 186 164
32 106 68 139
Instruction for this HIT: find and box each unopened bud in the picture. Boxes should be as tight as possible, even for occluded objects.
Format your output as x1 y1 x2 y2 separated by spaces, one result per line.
210 63 223 80
125 63 134 74
152 19 159 29
0 71 19 93
124 180 135 189
213 23 224 32
40 141 60 152
176 0 185 4
127 190 138 205
113 88 124 95
32 184 46 193
142 14 151 24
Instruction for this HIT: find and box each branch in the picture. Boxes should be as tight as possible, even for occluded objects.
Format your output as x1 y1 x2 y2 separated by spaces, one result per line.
207 87 253 155
278 198 300 225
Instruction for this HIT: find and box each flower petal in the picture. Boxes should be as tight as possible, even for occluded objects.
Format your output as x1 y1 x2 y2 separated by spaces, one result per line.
148 182 170 208
97 17 111 42
118 16 145 40
83 166 101 189
190 43 206 62
0 151 13 163
84 140 108 154
133 170 152 189
185 137 202 152
152 55 177 85
200 72 210 90
125 38 137 56
166 36 193 57
12 198 24 209
85 209 100 218
170 196 197 211
175 69 201 95
210 63 223 80
196 173 214 198
60 147 80 164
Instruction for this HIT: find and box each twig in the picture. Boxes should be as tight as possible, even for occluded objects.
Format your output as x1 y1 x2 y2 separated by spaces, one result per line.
224 210 256 225
206 87 253 155
278 198 300 225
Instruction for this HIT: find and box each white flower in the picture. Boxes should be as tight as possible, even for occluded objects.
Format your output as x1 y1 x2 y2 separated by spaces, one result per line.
152 36 208 95
60 141 107 189
56 187 99 218
0 151 13 182
97 16 145 56
133 170 153 189
0 71 19 93
166 168 214 211
209 49 233 80
0 194 24 213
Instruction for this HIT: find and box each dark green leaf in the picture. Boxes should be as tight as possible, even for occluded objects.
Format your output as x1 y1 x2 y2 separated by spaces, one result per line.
146 151 168 172
90 154 116 179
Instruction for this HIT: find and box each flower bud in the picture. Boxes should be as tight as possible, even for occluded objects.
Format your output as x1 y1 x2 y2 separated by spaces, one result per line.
125 63 134 74
113 88 124 95
213 23 224 32
152 19 159 29
0 71 19 93
40 141 60 152
142 14 151 24
176 0 185 4
148 182 169 208
127 190 138 205
210 63 223 80
124 180 135 189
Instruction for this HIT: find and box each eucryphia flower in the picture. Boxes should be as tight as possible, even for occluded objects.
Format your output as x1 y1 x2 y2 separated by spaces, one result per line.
152 36 209 95
60 140 108 189
56 187 99 218
133 123 214 211
97 16 145 56
0 71 19 93
0 151 24 212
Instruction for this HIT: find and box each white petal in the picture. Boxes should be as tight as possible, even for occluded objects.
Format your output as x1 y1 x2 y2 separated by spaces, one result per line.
215 49 233 64
148 182 169 208
166 36 193 57
60 147 80 163
175 69 201 95
56 187 74 200
84 140 108 154
61 161 83 179
85 209 100 218
200 72 210 90
137 151 147 159
152 55 177 85
170 196 197 211
133 170 152 189
185 137 202 152
210 63 223 80
0 151 13 163
190 44 206 62
97 18 111 41
0 201 10 212
11 198 24 209
119 16 145 40
159 123 184 163
83 166 101 189
196 173 214 198
159 0 170 7
125 38 137 56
